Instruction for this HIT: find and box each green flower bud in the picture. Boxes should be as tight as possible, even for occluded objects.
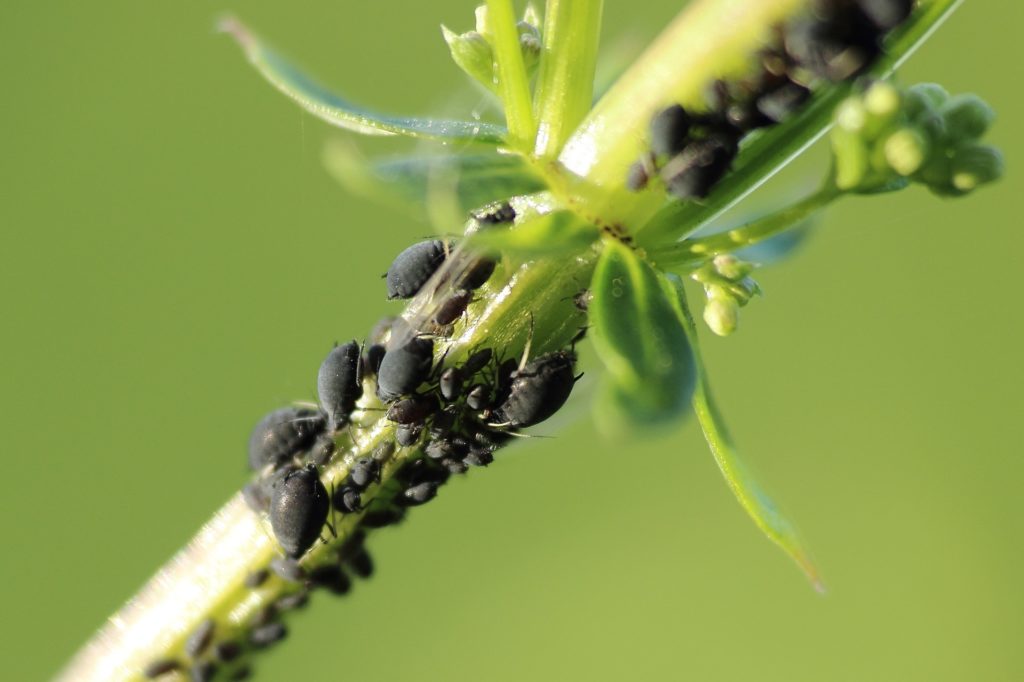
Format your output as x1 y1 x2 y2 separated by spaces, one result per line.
864 81 901 121
517 20 542 73
940 94 995 141
905 83 950 118
441 26 495 90
712 254 754 281
835 97 869 134
949 144 1004 194
522 3 542 27
884 127 929 176
831 127 870 191
704 292 739 337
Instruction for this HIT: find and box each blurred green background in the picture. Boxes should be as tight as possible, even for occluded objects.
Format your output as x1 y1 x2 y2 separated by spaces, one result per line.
2 1 1021 680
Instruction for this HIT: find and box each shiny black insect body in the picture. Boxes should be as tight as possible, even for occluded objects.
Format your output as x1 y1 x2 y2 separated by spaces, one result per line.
249 622 287 649
397 481 440 507
184 619 215 659
386 393 438 425
433 289 473 326
454 257 497 291
395 423 423 447
317 341 363 431
348 457 381 489
471 201 516 225
310 564 351 595
143 659 181 679
376 337 435 402
496 350 579 427
333 485 363 514
247 407 325 471
650 104 693 157
385 239 449 300
661 133 739 200
269 465 331 559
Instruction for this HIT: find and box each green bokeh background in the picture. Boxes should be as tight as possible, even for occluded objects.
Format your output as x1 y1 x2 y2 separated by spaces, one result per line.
2 2 1021 680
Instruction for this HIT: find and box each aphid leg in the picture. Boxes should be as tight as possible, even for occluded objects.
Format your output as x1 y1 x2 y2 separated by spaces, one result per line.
518 312 536 372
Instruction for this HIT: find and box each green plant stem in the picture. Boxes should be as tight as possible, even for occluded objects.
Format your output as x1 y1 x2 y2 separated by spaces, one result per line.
488 0 537 149
58 225 594 682
533 0 604 159
648 186 841 269
556 0 805 230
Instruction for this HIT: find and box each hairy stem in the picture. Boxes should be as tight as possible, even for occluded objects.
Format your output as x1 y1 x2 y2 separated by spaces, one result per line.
58 236 593 682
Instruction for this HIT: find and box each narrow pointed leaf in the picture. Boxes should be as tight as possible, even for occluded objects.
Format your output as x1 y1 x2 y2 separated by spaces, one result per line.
589 241 696 426
667 277 825 591
323 140 544 228
221 17 507 145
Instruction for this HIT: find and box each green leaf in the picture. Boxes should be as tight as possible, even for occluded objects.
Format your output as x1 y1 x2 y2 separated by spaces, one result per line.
220 17 506 145
667 277 825 592
589 241 696 427
466 208 600 257
322 140 544 228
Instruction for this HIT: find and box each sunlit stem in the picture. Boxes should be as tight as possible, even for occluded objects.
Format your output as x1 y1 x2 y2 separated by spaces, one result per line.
648 186 841 269
488 0 537 149
557 0 805 229
533 0 604 159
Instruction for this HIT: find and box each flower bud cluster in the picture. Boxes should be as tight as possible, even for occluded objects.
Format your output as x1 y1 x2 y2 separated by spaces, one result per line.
831 81 1003 195
442 4 542 93
691 255 761 337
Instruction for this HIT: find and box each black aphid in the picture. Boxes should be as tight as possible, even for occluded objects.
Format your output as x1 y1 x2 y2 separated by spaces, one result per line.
471 201 516 225
143 658 181 679
317 341 363 431
310 564 351 595
439 367 463 402
755 81 811 123
269 465 331 559
650 104 693 157
349 457 382 489
333 485 363 514
440 457 470 475
242 483 269 514
395 424 422 447
189 661 217 682
249 622 287 649
363 343 386 377
496 350 579 427
573 289 592 313
213 641 242 663
309 434 336 468
376 337 435 402
433 289 474 326
429 408 456 438
345 547 374 579
274 588 309 611
184 619 215 659
454 257 497 291
244 568 269 589
247 407 325 471
464 450 494 467
462 347 494 375
386 239 449 300
661 133 739 200
360 507 406 528
466 383 492 411
269 556 306 583
397 481 440 507
386 393 438 425
626 160 650 191
424 439 455 460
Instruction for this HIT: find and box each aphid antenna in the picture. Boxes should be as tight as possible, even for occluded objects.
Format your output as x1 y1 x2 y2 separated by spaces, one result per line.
518 312 537 372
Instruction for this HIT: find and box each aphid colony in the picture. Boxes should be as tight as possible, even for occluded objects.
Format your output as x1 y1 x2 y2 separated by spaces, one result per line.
628 0 915 199
145 213 582 678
